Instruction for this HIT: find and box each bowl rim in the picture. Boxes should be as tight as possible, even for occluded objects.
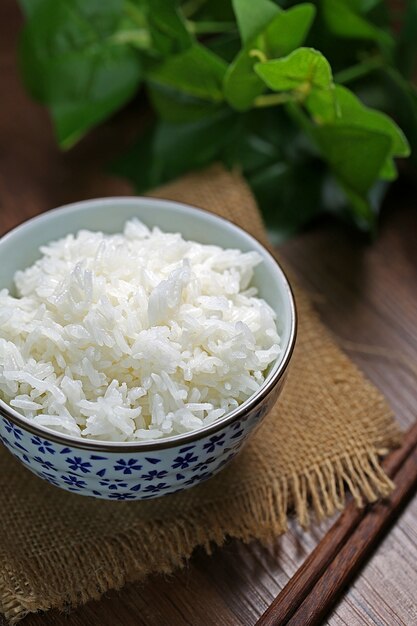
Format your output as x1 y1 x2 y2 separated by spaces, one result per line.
0 196 297 452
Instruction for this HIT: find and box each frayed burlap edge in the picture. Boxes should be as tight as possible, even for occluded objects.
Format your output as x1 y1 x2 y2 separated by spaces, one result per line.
0 164 402 623
0 433 399 624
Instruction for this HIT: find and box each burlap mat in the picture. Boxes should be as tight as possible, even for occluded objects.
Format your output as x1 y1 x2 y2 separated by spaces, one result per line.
0 165 400 624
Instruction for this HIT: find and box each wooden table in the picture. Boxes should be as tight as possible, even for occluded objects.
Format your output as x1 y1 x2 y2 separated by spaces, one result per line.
1 2 417 625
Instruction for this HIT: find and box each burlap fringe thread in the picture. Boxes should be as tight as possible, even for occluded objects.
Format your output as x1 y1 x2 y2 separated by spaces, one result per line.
0 442 397 625
0 165 401 623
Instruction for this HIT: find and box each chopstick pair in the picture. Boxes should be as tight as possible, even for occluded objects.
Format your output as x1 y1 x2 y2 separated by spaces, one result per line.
256 420 417 626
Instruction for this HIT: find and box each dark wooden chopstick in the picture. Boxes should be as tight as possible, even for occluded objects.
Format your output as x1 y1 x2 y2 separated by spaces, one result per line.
287 445 417 626
257 420 417 626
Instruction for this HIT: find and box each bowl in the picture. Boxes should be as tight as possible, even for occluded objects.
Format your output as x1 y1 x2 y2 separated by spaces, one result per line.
0 197 296 500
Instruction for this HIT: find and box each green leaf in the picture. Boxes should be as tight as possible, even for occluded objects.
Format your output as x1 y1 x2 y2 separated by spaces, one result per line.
341 186 375 225
113 109 237 190
146 44 227 102
111 123 157 191
381 67 417 166
154 110 236 179
321 0 393 48
335 85 409 151
248 160 325 239
147 83 222 123
231 0 279 45
264 4 316 58
256 48 332 92
19 0 142 148
255 48 337 122
331 0 382 13
331 85 409 181
182 0 235 22
206 32 242 63
284 100 396 226
142 0 193 55
224 5 316 111
221 106 297 171
395 0 417 79
286 82 409 225
311 124 391 220
338 179 389 231
186 20 237 35
360 0 381 11
18 0 48 18
48 59 139 148
224 50 266 112
18 0 414 237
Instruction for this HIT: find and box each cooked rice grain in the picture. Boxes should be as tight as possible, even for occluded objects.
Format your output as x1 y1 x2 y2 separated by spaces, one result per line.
0 220 281 441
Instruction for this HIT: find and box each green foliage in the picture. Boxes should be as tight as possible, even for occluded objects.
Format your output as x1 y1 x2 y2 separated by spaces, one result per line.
321 0 393 47
255 47 337 122
19 0 143 147
231 0 278 45
18 0 417 236
146 44 227 101
224 5 316 111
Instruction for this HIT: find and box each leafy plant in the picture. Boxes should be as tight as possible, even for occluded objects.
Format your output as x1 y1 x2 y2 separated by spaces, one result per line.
18 0 417 237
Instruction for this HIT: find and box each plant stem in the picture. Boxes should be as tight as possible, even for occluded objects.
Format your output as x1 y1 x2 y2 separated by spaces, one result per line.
334 58 384 84
181 0 207 19
186 20 237 35
254 93 295 108
249 49 268 63
110 29 151 48
124 0 148 28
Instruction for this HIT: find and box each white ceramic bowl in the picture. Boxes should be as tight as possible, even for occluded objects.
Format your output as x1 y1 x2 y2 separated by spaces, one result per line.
0 198 296 500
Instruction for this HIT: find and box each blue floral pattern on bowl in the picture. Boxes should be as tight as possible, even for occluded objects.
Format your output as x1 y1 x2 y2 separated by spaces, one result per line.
0 196 296 501
0 377 285 501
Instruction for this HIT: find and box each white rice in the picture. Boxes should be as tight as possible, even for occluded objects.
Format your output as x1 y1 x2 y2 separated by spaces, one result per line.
0 219 281 441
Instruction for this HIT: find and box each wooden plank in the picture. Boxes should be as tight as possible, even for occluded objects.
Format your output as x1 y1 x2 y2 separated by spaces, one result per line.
256 422 417 625
285 445 417 625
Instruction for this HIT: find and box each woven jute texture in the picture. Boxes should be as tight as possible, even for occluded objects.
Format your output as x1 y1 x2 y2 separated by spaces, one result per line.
0 165 401 624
